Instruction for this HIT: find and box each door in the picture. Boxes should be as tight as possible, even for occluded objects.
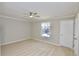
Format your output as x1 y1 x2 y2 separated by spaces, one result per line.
74 14 79 56
60 20 73 48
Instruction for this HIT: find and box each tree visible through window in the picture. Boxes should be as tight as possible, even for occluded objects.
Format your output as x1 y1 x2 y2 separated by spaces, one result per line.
41 22 50 37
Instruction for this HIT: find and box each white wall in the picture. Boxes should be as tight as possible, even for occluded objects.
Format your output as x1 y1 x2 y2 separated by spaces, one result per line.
0 14 74 47
0 19 2 56
0 19 2 44
74 13 79 55
31 20 60 44
32 18 74 45
0 18 4 45
78 14 79 55
0 16 31 45
60 19 74 48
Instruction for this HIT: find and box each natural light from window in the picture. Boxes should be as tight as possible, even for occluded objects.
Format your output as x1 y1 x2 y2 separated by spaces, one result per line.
41 22 51 37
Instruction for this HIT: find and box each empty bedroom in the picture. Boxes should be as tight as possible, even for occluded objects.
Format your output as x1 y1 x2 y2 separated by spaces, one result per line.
0 2 79 56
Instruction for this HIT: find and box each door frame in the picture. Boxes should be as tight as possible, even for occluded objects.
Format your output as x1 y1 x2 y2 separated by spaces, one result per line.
59 19 74 49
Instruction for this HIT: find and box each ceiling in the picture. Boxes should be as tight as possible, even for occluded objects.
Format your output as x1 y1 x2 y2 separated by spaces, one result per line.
0 2 79 20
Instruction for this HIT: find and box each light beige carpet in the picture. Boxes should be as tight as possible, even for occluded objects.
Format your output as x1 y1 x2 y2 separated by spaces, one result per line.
1 39 74 56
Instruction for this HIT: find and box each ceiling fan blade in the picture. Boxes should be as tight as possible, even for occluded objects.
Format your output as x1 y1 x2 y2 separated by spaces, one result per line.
30 12 33 16
25 11 40 18
33 13 37 15
35 15 40 17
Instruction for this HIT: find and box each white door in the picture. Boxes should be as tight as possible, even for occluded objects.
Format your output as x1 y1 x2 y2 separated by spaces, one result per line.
60 20 73 48
74 14 79 55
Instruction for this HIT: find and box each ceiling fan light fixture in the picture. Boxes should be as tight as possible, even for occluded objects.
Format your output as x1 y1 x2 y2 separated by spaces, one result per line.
25 11 40 18
29 15 33 18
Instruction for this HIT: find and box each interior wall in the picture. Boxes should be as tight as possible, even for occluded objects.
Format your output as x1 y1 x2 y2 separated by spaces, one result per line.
32 18 74 45
31 20 60 44
0 19 2 45
0 3 4 15
59 19 74 48
0 14 75 46
74 13 79 55
0 16 31 45
78 15 79 55
0 19 2 56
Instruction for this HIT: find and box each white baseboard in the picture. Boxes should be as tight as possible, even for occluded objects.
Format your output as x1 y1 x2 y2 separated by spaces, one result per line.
33 39 60 46
2 37 31 46
33 39 74 50
1 38 60 47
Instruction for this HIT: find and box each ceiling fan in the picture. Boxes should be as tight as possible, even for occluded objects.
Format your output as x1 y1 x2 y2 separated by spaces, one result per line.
25 11 40 18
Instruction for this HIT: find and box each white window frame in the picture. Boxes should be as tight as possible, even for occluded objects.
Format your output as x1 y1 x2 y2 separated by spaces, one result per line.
41 22 51 38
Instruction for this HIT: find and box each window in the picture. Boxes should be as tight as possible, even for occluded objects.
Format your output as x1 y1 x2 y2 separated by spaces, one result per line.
41 22 51 37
